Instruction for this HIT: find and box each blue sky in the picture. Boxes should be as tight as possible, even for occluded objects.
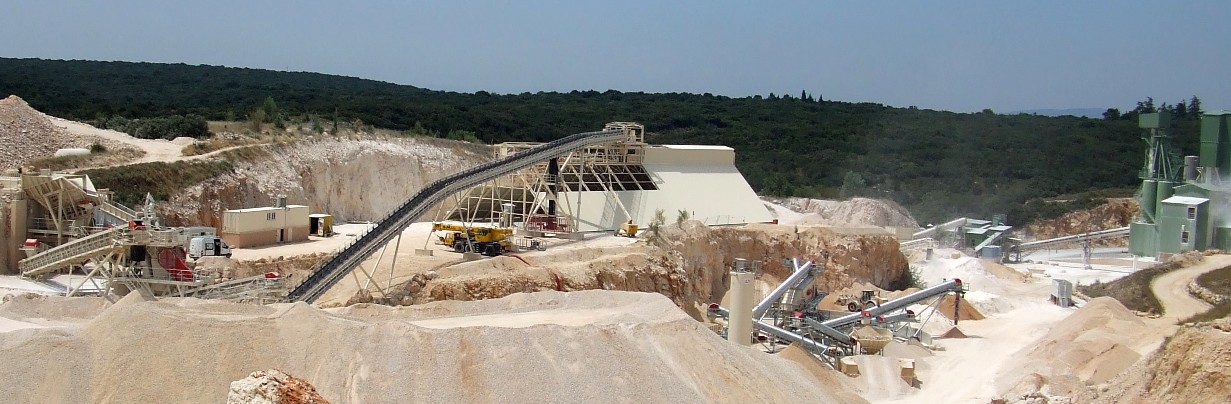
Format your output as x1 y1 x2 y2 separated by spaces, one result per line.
2 1 1228 112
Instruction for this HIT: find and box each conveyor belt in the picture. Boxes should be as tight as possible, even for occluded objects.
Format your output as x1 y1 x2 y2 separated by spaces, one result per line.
286 128 629 302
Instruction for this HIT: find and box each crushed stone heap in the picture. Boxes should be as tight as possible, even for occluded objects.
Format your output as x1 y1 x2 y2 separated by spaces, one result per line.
0 95 79 169
0 290 867 403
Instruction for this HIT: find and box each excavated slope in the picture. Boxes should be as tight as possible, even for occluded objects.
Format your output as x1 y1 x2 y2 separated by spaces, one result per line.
1025 198 1137 246
1080 319 1231 403
0 290 865 404
356 222 908 318
161 136 492 226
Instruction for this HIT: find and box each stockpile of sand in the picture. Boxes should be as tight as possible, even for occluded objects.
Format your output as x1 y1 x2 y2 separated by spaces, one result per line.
933 294 985 321
0 290 866 403
1079 319 1231 403
774 197 920 228
915 255 1019 316
995 297 1153 399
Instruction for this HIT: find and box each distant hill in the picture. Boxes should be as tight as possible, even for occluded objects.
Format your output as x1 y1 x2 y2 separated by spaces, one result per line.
1007 108 1107 118
0 58 1201 224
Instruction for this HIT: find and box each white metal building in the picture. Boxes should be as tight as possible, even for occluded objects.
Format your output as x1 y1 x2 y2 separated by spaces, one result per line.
220 205 310 247
446 131 772 233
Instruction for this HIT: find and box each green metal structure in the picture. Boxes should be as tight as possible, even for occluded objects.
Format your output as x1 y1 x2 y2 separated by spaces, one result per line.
1131 111 1231 257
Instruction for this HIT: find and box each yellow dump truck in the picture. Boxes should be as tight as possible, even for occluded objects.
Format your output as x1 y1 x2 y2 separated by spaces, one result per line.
431 223 514 256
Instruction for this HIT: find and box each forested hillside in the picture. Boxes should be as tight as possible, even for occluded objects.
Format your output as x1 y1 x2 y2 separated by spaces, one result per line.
0 58 1204 223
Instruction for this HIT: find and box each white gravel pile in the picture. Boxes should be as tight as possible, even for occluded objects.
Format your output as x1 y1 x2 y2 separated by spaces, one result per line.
774 197 920 228
0 95 78 169
0 290 866 403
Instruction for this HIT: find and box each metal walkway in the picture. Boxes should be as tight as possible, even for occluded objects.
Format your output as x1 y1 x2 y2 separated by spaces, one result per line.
96 200 138 224
19 227 124 277
286 128 631 302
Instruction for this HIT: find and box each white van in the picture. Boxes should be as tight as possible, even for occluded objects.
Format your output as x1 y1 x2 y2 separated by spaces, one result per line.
188 236 232 260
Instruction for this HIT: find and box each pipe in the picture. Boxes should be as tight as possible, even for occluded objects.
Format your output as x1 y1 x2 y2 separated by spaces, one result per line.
822 279 963 329
728 271 755 346
751 261 814 318
1185 156 1200 181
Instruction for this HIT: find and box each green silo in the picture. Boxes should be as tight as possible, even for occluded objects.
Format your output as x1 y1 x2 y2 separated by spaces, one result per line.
1139 180 1158 223
1202 114 1231 174
1156 181 1175 216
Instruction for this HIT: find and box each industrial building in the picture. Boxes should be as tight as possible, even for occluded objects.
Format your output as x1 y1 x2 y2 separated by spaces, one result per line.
220 198 310 248
1130 111 1231 257
442 122 772 233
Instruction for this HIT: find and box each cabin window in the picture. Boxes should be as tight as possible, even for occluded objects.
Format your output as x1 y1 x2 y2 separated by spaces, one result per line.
267 212 277 220
1187 207 1197 220
1181 230 1190 244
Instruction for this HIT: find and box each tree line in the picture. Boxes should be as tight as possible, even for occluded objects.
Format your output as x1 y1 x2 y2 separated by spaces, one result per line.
0 57 1210 224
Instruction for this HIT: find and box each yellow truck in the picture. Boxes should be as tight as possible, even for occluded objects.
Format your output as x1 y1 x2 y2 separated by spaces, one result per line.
432 223 514 256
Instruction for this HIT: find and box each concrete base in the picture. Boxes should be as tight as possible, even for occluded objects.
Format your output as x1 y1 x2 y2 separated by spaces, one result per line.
900 359 917 387
414 249 434 256
839 356 859 376
462 252 483 261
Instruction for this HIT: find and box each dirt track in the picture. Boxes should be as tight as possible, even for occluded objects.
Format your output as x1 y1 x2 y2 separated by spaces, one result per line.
1150 255 1231 321
49 117 253 167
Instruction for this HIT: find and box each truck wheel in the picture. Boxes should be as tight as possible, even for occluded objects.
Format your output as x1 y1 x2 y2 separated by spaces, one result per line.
847 302 860 312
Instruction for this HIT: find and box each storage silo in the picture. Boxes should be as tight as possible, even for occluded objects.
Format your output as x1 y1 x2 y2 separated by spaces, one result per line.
1156 181 1175 217
1201 115 1223 174
1215 227 1231 250
1202 113 1231 176
1140 180 1158 222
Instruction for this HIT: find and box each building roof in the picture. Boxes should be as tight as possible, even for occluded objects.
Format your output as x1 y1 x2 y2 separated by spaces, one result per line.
988 225 1013 232
966 219 992 226
225 205 308 213
1161 195 1209 205
657 144 734 151
965 228 990 235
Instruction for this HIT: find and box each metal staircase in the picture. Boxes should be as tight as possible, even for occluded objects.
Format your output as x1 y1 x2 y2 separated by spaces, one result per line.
19 227 125 278
96 200 138 223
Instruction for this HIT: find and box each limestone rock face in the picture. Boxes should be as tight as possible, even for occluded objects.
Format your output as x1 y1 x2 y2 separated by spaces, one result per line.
412 222 908 318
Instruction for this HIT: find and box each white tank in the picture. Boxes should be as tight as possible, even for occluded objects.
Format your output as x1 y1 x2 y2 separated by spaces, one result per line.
53 148 91 157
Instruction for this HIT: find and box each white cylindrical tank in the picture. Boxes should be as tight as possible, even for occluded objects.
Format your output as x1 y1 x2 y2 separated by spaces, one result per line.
728 271 755 346
53 148 91 157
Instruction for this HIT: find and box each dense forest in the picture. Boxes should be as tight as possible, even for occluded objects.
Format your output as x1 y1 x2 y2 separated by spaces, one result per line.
0 58 1207 224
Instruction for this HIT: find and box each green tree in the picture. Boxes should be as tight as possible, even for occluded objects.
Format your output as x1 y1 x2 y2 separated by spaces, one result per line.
1189 96 1202 117
1102 108 1121 120
839 171 866 199
675 209 690 226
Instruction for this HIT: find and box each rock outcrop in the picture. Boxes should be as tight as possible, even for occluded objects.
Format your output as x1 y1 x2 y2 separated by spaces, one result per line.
385 222 908 318
228 369 329 404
